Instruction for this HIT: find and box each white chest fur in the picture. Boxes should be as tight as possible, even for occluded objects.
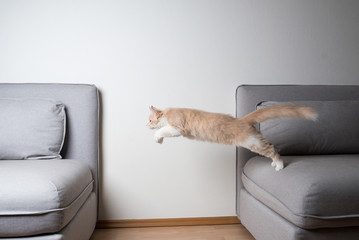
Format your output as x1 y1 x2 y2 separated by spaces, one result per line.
154 125 181 144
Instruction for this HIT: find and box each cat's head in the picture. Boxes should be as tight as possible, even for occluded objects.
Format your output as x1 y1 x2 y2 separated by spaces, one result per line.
147 106 164 129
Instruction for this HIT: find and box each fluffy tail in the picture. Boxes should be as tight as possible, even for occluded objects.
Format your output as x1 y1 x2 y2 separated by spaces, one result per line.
241 105 318 125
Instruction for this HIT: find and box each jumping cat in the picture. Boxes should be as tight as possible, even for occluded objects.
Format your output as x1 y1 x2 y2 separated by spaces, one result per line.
147 105 317 171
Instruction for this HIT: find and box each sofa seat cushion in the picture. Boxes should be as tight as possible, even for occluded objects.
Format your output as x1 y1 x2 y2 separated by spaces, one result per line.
0 159 93 237
242 155 359 229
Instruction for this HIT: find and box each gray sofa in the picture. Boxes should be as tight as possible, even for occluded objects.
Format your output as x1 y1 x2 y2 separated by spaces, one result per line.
0 83 99 240
236 85 359 240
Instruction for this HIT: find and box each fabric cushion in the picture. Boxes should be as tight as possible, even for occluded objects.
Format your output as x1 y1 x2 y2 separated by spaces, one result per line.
257 100 359 155
0 159 93 237
242 155 359 229
0 98 66 159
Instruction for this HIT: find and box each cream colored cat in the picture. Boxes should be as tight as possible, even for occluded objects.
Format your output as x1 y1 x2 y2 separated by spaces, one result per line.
147 105 317 171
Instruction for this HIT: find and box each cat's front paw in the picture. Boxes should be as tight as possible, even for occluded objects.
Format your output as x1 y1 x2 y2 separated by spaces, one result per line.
154 134 164 144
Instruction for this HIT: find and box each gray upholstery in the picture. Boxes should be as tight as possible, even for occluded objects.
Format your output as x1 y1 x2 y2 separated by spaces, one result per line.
0 160 93 237
236 85 359 239
0 193 97 240
0 99 66 159
258 100 359 155
0 83 99 240
0 83 100 196
240 189 359 240
243 155 359 229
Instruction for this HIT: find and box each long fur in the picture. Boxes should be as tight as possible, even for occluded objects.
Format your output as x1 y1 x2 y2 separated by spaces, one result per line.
147 105 317 171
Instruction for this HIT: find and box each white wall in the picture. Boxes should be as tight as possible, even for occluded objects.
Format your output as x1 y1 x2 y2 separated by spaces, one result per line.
1 0 359 220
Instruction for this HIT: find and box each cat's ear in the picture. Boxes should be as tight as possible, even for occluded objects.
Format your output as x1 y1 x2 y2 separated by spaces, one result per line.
150 105 159 113
150 106 162 118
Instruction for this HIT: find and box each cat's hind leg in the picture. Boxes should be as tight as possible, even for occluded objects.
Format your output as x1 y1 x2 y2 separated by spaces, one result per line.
154 126 181 144
240 135 283 171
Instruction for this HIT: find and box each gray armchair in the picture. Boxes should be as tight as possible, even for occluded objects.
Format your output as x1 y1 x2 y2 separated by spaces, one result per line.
236 85 359 240
0 83 99 240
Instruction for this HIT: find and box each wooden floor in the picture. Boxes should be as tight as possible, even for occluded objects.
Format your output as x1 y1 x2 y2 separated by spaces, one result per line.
90 224 255 240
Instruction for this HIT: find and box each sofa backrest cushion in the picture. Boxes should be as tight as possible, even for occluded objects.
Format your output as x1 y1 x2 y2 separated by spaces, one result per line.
257 100 359 155
0 99 66 159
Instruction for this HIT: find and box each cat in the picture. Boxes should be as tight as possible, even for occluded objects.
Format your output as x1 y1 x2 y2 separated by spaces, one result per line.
147 105 317 171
